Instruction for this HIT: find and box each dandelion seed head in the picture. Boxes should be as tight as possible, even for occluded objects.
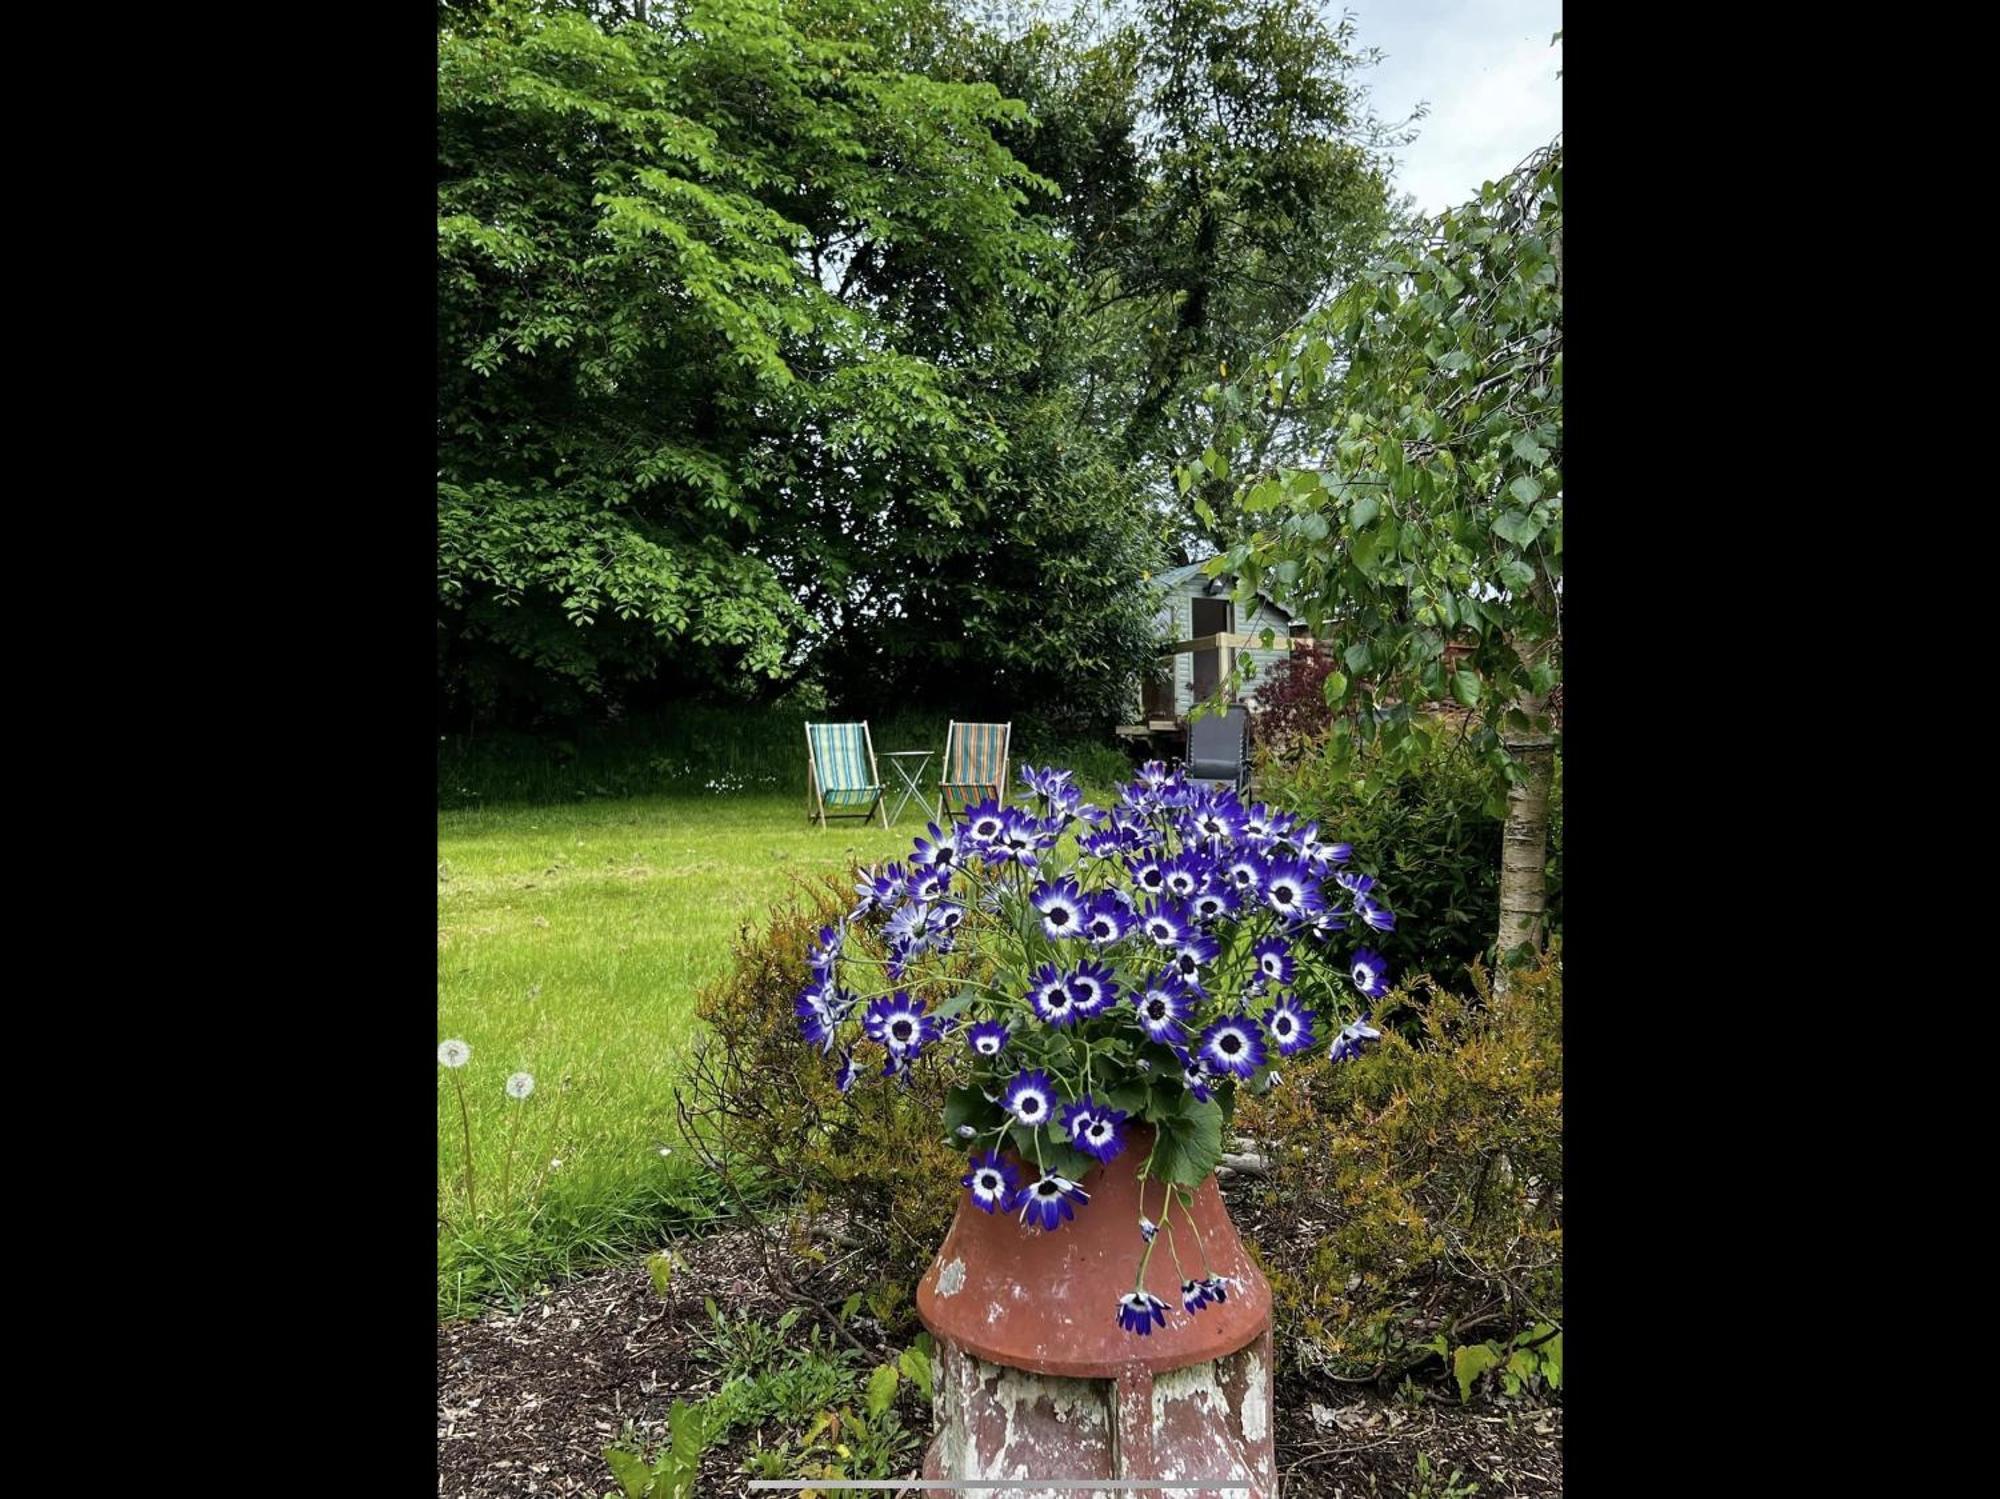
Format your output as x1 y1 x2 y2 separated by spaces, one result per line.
506 1072 535 1100
437 1039 471 1069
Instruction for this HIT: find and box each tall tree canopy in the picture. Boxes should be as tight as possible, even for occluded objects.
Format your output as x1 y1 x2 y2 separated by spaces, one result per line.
1196 140 1563 961
438 0 1397 729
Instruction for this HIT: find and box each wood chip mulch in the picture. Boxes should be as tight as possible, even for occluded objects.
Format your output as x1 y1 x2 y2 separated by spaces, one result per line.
438 1217 1561 1498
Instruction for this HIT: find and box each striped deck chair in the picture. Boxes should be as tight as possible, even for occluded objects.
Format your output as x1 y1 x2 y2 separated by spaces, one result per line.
805 722 887 829
939 721 1012 815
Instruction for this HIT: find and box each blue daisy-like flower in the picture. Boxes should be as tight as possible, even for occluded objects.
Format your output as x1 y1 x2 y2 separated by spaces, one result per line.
1032 877 1088 941
911 822 962 869
961 800 1007 846
1263 996 1317 1056
1015 1173 1090 1230
808 925 843 976
883 901 929 952
1001 1069 1059 1128
1188 883 1240 925
1222 855 1265 895
906 866 951 905
1029 963 1081 1027
1082 896 1130 946
1261 860 1323 921
1252 936 1295 988
987 809 1043 869
1060 1096 1129 1162
795 980 850 1053
1172 1045 1215 1103
1201 1275 1233 1304
1305 906 1350 942
1357 896 1397 932
1199 1015 1268 1078
966 1019 1011 1058
1140 901 1190 949
1139 1216 1158 1243
1065 960 1120 1018
961 1151 1020 1213
1186 791 1243 845
1239 806 1276 846
1167 931 1219 989
834 1049 862 1093
865 992 938 1058
1162 852 1211 901
1330 1012 1384 1062
1350 948 1391 999
1181 1279 1213 1314
1127 855 1169 898
1133 981 1190 1044
1116 1291 1170 1335
1079 829 1127 865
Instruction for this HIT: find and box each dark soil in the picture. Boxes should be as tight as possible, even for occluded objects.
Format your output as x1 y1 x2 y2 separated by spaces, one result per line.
437 1218 1561 1498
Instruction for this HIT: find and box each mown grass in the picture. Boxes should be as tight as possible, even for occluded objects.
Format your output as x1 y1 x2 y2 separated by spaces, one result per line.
437 793 918 1317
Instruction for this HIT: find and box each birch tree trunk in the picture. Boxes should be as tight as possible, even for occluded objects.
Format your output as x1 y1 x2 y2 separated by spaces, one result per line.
1496 694 1555 967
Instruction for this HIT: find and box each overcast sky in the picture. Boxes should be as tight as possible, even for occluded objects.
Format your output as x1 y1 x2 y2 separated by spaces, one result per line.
1344 1 1563 215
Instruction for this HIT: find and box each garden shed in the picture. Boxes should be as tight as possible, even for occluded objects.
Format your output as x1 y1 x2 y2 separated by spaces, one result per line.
1122 559 1311 735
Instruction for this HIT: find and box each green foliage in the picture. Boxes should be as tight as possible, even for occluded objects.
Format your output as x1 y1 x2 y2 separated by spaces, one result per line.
681 870 964 1267
1448 1323 1561 1404
1233 944 1562 1385
1258 724 1562 986
1404 1452 1481 1499
602 1399 716 1499
439 0 1398 730
1196 139 1563 805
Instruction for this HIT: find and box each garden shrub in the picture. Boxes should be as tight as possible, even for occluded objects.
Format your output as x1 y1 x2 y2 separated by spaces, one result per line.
1233 943 1562 1386
680 872 962 1286
1250 643 1339 757
1256 727 1562 989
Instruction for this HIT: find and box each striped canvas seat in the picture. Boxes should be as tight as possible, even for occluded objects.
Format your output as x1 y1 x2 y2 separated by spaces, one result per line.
940 721 1011 813
806 722 885 827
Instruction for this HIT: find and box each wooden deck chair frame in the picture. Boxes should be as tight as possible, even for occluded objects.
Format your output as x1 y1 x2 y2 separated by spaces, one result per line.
939 720 1012 816
805 720 888 829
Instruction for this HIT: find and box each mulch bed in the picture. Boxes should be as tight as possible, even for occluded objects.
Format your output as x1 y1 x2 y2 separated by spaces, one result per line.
439 1212 1561 1498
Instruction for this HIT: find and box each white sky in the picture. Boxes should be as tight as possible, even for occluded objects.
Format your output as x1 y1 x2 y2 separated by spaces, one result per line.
1344 1 1563 215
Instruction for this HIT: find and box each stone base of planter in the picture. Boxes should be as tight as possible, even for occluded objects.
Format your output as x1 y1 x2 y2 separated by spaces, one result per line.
921 1330 1275 1499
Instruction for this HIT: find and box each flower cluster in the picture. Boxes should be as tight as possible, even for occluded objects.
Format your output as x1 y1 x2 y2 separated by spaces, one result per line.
795 761 1394 1335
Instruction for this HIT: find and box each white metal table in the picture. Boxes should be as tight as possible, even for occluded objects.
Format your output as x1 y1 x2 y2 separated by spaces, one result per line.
881 749 939 828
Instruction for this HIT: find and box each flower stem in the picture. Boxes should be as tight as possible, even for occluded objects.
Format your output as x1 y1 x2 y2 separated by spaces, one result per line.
452 1072 478 1221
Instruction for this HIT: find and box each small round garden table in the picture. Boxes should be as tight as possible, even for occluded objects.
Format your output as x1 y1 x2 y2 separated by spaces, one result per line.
881 749 939 827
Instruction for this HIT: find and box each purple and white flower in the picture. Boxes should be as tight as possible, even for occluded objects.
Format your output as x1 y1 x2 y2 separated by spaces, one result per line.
1060 1096 1129 1162
1116 1290 1170 1335
1133 981 1190 1044
1263 996 1317 1056
1032 877 1088 940
966 1019 1011 1058
1252 936 1294 988
1065 960 1120 1019
962 1151 1019 1213
1198 1016 1267 1078
864 991 938 1058
1083 896 1130 946
1001 1069 1059 1128
911 822 962 869
1015 1173 1090 1230
1029 963 1081 1027
1350 948 1391 999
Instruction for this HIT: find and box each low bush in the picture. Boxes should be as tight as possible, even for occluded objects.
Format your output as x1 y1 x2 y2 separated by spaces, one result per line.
678 871 962 1285
1233 943 1562 1390
1256 727 1562 989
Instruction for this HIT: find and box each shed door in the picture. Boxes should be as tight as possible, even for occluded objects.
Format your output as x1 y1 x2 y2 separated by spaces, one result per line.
1191 597 1233 704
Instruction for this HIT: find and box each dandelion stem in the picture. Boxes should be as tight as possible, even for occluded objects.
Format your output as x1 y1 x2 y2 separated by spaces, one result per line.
500 1097 524 1205
452 1071 478 1220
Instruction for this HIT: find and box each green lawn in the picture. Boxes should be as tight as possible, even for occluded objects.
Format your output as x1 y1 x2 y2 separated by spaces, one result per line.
437 793 917 1315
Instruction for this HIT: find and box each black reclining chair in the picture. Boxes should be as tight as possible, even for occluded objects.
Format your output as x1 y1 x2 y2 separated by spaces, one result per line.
1184 704 1250 793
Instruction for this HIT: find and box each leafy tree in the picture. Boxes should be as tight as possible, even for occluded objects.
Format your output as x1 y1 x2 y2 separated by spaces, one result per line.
438 0 1061 722
1195 139 1563 964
